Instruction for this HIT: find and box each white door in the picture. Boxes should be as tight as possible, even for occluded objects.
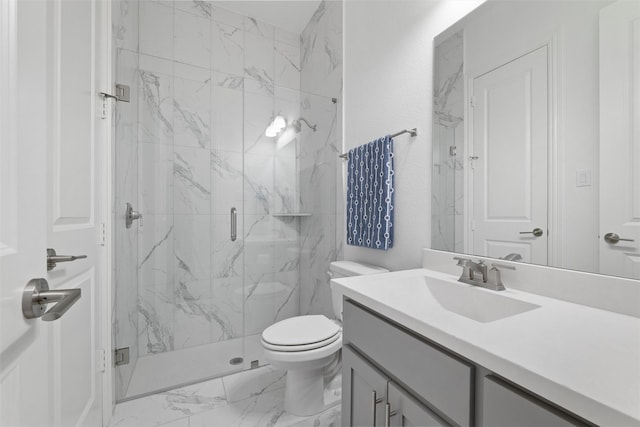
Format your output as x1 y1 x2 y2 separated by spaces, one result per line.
470 46 548 264
599 0 640 279
1 0 105 426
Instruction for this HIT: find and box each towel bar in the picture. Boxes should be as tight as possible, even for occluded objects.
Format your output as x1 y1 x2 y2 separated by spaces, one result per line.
338 128 417 159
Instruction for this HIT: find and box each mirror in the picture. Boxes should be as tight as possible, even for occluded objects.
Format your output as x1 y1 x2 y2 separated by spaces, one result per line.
431 0 640 279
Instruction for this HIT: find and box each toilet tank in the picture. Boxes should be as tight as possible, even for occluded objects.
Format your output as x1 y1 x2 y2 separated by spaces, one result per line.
329 261 389 320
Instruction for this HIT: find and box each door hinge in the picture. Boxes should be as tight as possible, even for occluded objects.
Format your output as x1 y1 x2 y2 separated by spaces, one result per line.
469 155 479 169
98 349 106 372
115 347 130 366
99 223 106 246
470 96 476 108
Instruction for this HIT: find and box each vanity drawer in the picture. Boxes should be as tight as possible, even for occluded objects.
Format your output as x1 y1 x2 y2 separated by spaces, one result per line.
343 300 473 427
481 375 588 427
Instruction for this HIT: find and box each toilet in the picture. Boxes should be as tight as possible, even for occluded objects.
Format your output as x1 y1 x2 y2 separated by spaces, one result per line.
261 261 389 416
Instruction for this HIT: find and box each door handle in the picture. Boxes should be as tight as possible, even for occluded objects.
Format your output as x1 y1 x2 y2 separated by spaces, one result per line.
47 248 87 271
519 228 544 237
22 278 81 321
604 232 635 244
230 207 237 242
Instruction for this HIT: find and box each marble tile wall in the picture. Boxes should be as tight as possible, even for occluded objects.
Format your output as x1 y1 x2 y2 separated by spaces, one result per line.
432 31 464 253
299 1 343 318
113 0 342 400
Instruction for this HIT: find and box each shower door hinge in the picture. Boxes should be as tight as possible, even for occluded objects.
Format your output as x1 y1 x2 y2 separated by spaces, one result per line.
99 83 131 119
115 347 130 366
99 83 130 103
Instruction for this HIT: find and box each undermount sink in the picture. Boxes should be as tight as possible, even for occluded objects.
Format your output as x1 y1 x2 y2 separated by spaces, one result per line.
424 276 540 322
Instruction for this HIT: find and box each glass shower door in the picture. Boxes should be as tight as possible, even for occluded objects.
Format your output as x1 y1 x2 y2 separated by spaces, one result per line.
112 8 247 400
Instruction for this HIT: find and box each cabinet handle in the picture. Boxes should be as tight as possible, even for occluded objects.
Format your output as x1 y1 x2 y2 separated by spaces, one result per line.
372 390 383 426
385 402 397 427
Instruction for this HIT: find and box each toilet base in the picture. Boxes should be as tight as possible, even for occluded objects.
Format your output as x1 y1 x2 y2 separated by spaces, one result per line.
283 368 325 416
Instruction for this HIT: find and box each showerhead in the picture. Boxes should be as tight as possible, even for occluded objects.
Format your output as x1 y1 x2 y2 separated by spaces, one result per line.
292 117 317 133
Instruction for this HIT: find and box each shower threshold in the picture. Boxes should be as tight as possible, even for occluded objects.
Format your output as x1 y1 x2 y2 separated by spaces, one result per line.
121 334 266 401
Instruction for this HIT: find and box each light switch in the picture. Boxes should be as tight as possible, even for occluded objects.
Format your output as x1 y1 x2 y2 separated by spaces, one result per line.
576 169 591 187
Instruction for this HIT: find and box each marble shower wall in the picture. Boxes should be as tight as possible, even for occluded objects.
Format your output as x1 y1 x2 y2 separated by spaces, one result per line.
133 0 305 356
432 31 464 253
112 0 327 399
299 1 343 318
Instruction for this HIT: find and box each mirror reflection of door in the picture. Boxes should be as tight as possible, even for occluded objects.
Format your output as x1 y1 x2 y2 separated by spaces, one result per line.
599 0 640 279
470 46 548 264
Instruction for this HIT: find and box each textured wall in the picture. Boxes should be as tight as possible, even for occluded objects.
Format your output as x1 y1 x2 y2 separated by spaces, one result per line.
343 0 483 272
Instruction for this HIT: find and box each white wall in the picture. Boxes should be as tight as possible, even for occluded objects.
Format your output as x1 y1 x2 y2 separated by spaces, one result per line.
343 0 483 271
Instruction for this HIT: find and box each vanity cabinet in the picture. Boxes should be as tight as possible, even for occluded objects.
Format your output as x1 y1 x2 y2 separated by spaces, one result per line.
343 345 448 426
342 299 592 427
481 375 586 427
343 300 473 426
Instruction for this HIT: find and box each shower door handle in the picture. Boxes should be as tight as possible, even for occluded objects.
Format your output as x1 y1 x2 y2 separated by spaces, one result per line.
230 207 237 241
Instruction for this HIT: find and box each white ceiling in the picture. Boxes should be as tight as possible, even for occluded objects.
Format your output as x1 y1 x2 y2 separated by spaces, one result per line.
213 1 322 35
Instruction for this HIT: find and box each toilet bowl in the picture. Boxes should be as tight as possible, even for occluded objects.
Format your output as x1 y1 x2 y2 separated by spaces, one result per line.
260 261 388 416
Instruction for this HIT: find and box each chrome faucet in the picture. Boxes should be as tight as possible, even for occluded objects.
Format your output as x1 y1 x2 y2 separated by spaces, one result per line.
453 257 515 291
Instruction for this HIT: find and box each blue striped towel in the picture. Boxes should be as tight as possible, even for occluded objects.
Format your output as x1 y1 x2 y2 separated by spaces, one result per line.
346 135 395 250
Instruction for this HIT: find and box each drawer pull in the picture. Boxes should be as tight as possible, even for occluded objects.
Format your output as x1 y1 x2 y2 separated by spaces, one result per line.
385 402 397 427
372 390 383 425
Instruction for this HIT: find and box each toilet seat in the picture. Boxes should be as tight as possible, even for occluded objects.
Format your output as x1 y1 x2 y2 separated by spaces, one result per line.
263 334 342 364
261 331 341 352
261 315 341 352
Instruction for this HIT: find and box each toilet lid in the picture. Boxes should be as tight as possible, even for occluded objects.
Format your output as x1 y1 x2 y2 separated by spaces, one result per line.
261 331 341 352
262 315 340 347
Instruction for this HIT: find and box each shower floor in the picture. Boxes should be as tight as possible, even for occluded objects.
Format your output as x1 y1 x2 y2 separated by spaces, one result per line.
123 334 267 400
110 365 342 427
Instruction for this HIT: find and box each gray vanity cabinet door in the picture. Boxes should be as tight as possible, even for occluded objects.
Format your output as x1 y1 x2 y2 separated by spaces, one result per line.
388 383 450 427
344 300 473 427
481 376 588 427
342 345 388 427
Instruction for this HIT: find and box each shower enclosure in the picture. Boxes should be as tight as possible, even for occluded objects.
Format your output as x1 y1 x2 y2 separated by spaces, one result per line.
112 0 343 401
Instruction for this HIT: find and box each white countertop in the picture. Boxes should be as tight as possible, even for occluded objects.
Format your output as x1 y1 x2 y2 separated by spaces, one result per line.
331 268 640 426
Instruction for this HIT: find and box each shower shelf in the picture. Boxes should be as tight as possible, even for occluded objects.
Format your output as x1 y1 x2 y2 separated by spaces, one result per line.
272 213 313 217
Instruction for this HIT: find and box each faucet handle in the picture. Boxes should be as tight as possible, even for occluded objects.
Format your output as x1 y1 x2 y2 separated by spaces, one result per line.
490 263 516 271
453 256 469 266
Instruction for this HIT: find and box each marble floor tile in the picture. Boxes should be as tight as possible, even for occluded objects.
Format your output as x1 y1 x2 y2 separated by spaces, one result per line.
112 364 341 427
189 388 339 427
157 419 189 427
110 377 227 427
223 365 287 403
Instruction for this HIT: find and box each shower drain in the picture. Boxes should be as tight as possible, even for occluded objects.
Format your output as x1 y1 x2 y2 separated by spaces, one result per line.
229 357 244 365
